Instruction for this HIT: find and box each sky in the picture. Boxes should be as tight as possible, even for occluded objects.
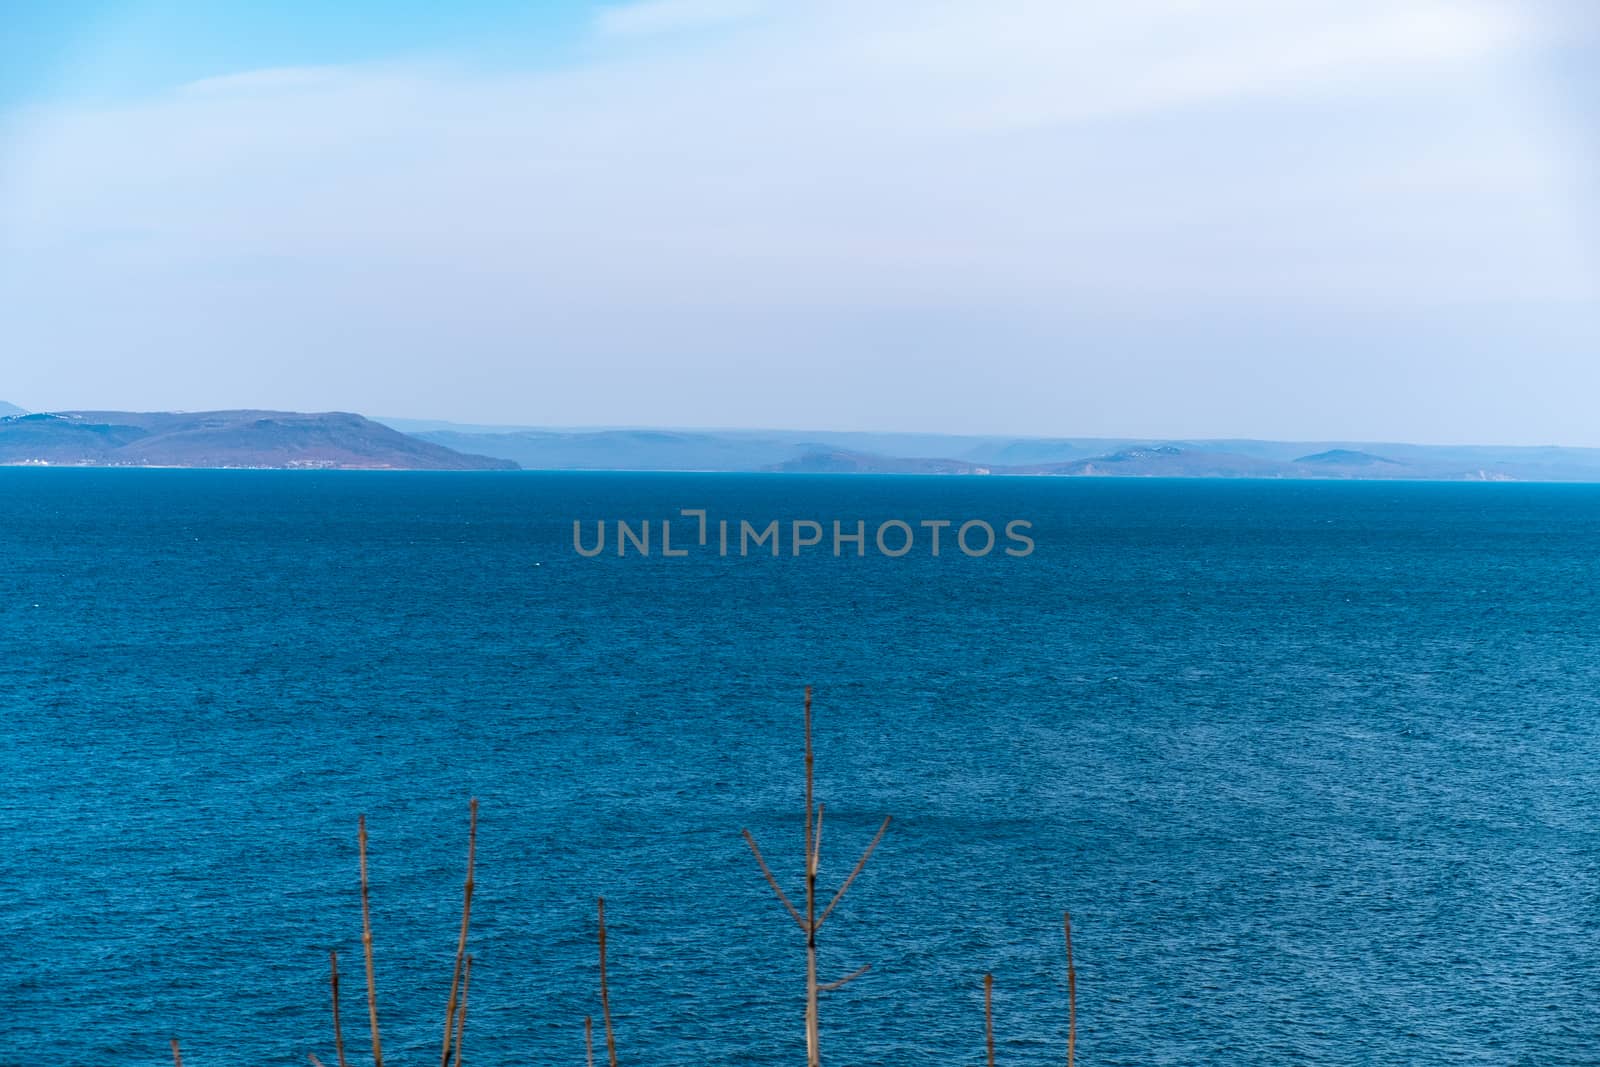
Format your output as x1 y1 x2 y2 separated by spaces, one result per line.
1 0 1597 443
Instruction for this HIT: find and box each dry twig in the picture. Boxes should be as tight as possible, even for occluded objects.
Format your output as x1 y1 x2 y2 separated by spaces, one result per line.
328 949 349 1067
450 954 472 1067
441 799 480 1067
598 898 619 1067
358 816 385 1067
1065 912 1077 1067
743 687 890 1067
817 964 871 992
984 974 996 1067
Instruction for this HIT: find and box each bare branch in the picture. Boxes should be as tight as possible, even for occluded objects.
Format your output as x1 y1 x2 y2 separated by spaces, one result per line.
358 816 384 1067
817 963 871 992
802 686 819 1067
810 804 824 878
441 799 479 1067
758 687 892 1067
598 898 618 1067
585 1016 595 1067
816 815 891 929
984 974 995 1067
1065 912 1077 1067
170 1038 183 1067
803 686 814 871
451 954 472 1067
328 949 349 1067
741 829 806 930
309 1055 327 1067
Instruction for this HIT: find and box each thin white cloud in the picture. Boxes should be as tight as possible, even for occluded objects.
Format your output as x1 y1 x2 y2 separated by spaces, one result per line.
595 0 766 37
0 0 1593 438
819 0 1532 131
178 66 351 97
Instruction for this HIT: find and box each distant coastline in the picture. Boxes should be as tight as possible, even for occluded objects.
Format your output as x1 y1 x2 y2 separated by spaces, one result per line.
0 408 515 471
391 419 1600 482
7 403 1600 479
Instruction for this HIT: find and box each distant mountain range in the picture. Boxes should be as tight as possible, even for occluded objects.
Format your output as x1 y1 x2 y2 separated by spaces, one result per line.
6 403 1600 479
387 420 1600 481
0 409 515 470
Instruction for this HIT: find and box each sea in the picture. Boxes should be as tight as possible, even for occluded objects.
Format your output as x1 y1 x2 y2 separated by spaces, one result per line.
1 470 1596 1066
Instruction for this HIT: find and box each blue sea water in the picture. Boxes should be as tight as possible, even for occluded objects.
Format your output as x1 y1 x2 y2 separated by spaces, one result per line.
1 470 1597 1067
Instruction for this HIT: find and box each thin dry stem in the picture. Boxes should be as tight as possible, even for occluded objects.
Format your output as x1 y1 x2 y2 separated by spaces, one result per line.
170 1038 183 1067
742 830 806 930
598 898 618 1067
450 954 472 1067
585 1015 595 1067
328 948 349 1067
803 686 814 873
309 1055 328 1067
441 799 480 1067
816 815 892 929
984 974 995 1067
811 803 824 878
1065 912 1076 1067
817 963 871 992
804 686 819 1067
745 688 892 1067
805 942 819 1067
359 816 384 1067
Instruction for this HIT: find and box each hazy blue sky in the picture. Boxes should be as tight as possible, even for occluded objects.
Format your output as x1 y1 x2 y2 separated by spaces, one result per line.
2 1 1596 442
